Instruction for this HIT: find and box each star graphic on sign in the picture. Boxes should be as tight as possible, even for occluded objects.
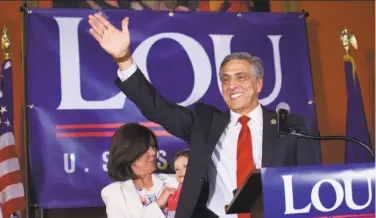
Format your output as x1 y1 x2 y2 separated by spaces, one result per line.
0 106 7 114
4 119 11 127
0 90 3 98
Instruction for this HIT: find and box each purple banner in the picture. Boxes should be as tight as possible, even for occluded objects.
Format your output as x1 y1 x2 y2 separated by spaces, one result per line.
261 162 375 217
25 9 318 208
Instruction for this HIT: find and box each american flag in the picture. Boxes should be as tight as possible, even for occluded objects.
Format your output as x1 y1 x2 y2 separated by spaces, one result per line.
0 59 25 218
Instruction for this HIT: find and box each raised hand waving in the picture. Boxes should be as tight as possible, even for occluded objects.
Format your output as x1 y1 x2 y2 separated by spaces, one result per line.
88 13 131 60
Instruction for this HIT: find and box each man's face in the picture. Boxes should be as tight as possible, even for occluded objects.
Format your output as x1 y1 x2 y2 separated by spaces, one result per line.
221 60 263 115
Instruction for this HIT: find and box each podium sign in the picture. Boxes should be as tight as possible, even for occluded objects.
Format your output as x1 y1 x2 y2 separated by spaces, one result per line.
261 163 375 218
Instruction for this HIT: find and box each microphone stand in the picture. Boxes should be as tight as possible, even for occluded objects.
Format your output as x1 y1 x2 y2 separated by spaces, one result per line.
288 128 375 158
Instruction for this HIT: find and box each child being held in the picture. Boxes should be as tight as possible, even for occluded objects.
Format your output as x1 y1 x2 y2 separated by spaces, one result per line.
164 149 189 218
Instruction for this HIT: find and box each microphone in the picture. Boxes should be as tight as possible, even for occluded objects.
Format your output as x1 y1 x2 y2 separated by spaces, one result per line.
274 102 375 158
276 102 290 139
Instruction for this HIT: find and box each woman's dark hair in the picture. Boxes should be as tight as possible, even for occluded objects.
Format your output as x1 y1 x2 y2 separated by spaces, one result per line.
107 123 158 181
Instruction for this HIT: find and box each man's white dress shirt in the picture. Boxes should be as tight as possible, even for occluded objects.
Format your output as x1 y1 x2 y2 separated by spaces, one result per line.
118 65 263 218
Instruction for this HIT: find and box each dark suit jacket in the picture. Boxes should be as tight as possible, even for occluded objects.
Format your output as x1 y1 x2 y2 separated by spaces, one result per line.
115 68 322 218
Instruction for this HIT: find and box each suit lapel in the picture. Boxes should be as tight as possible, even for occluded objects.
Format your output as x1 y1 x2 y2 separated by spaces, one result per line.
121 180 143 214
121 175 165 215
207 110 230 155
152 174 165 197
206 108 278 167
261 107 278 167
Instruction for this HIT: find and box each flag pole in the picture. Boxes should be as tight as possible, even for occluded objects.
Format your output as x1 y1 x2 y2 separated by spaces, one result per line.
19 4 39 218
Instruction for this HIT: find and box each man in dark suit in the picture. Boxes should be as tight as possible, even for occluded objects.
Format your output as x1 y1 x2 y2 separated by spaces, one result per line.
88 14 321 218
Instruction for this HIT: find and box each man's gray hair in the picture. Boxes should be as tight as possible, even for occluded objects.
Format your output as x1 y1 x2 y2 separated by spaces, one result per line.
220 52 264 79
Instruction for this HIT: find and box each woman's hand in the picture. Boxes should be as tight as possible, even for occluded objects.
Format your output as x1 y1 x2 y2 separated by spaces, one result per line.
156 187 176 208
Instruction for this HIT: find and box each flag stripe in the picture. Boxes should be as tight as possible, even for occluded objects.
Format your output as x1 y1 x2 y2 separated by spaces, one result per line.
0 148 14 163
0 171 22 193
56 130 171 137
0 183 24 205
0 204 3 218
315 214 375 218
0 132 15 150
334 215 375 218
2 196 25 217
56 121 161 129
0 158 20 178
0 145 17 164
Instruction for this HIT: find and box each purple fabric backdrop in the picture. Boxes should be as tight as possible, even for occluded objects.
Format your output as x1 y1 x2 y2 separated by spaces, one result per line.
25 9 318 208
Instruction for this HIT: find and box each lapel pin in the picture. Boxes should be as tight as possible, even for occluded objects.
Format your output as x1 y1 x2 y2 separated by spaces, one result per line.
270 119 277 125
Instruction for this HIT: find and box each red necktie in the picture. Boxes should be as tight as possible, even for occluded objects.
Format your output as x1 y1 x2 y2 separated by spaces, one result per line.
237 116 254 218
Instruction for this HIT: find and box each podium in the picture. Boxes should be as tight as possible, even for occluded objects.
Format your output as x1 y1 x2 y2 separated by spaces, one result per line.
225 162 375 218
